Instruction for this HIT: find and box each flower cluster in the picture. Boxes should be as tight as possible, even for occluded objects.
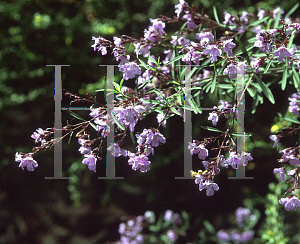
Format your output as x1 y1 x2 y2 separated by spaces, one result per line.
208 100 237 126
217 207 257 243
115 210 185 243
15 152 38 171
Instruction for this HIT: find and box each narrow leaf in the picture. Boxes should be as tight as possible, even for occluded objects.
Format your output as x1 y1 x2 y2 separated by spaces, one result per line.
147 54 159 66
249 16 269 27
111 113 125 131
89 121 98 131
210 69 217 93
281 65 288 90
255 75 275 104
162 54 186 68
274 9 281 29
68 131 73 144
292 66 300 90
213 6 220 23
171 107 182 116
130 131 135 144
263 60 273 74
285 3 299 19
68 109 85 121
287 32 295 49
201 126 224 133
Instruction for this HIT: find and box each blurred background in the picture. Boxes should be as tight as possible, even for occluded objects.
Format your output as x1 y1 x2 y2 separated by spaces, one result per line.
1 0 300 243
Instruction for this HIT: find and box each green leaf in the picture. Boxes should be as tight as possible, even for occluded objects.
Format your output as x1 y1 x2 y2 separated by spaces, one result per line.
213 6 220 23
237 37 250 64
113 82 121 92
171 107 182 116
210 69 217 93
185 66 199 83
267 18 273 29
119 78 125 90
264 60 273 74
247 87 255 97
255 75 275 104
287 32 295 49
147 54 159 66
161 54 186 68
89 121 98 131
292 66 300 90
274 8 281 29
218 84 234 89
138 57 152 70
111 113 125 130
231 132 252 137
130 131 135 144
153 88 168 105
285 3 299 19
278 112 300 124
281 65 288 90
68 131 73 144
67 109 85 121
201 126 224 133
203 220 215 234
249 16 269 27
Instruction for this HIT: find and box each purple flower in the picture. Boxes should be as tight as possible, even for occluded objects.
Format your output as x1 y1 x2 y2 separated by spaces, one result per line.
199 180 219 196
94 114 110 138
269 135 279 149
134 43 150 57
225 151 253 169
167 229 178 242
273 46 293 62
82 154 97 172
136 129 166 147
223 11 234 26
257 8 265 20
251 58 260 73
107 143 128 157
113 47 130 67
78 138 91 155
182 43 201 65
217 230 231 242
175 0 185 18
288 93 300 116
203 45 222 62
254 32 271 52
224 63 238 79
156 113 167 128
119 62 142 80
113 36 123 47
150 18 165 34
224 62 248 79
112 105 146 132
196 32 214 42
279 196 300 211
170 35 190 46
280 149 300 166
273 7 284 19
182 13 197 29
91 36 107 55
222 39 236 56
208 112 219 126
188 142 208 160
128 152 151 173
31 128 47 145
15 153 38 171
240 230 254 242
273 168 286 182
235 207 251 227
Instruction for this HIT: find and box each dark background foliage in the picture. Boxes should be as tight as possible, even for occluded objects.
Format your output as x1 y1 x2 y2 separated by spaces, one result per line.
1 0 300 243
